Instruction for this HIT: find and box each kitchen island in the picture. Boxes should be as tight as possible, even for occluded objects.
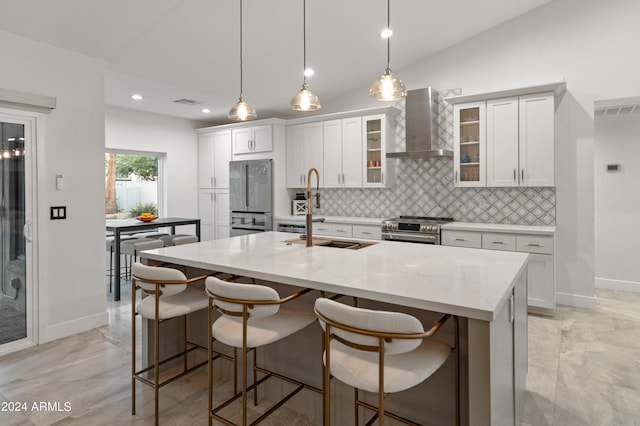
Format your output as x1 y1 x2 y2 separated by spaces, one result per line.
142 231 529 425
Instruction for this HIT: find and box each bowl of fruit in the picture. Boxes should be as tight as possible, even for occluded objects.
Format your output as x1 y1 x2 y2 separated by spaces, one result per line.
136 213 157 222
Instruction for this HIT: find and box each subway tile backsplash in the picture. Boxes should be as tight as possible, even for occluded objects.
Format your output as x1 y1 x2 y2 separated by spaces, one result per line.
316 88 556 226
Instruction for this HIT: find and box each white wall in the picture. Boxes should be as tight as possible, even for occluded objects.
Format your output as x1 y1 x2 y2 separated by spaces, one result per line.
0 30 108 342
594 111 640 292
105 106 204 224
325 0 640 308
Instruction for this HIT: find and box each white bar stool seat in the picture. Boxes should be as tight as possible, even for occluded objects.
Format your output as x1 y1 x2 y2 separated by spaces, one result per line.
314 297 459 425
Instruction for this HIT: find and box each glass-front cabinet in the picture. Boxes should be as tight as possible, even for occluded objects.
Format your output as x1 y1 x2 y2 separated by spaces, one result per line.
453 101 486 187
363 114 395 187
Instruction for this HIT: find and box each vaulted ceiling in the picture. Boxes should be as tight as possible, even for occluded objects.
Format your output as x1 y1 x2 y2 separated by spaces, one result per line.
0 0 550 122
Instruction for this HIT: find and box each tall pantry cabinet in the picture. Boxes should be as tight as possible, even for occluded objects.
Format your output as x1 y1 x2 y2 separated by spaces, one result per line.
197 130 231 241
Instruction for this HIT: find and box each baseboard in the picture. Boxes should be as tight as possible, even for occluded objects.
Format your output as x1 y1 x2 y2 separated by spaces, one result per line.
556 292 597 309
595 277 640 293
39 311 109 344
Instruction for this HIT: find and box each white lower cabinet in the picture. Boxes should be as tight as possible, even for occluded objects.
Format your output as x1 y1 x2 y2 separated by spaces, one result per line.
198 189 229 241
352 224 381 240
442 228 555 311
313 223 353 238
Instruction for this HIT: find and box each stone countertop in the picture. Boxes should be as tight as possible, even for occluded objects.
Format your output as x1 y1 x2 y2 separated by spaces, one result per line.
442 222 556 235
142 231 528 322
274 215 384 226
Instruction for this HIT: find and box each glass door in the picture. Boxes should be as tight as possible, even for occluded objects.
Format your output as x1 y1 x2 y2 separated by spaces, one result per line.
0 112 34 354
454 102 486 187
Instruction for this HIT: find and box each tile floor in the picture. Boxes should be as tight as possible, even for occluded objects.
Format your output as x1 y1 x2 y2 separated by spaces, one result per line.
0 286 638 425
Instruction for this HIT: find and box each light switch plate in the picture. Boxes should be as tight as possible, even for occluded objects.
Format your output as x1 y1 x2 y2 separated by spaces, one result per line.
50 206 67 220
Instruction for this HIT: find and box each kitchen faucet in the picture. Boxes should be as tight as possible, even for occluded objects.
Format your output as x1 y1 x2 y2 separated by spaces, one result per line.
306 167 322 247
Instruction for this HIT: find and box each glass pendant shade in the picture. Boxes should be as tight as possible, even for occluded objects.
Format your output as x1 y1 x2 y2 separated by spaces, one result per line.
228 96 257 121
369 67 406 101
290 82 321 111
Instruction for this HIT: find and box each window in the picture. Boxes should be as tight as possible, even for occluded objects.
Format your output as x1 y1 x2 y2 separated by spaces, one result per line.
105 151 162 219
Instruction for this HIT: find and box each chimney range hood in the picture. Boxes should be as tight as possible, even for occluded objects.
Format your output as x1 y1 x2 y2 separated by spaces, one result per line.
387 87 453 159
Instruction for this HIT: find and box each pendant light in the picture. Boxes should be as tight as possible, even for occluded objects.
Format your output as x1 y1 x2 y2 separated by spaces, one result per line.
228 0 257 121
290 0 321 111
369 0 406 101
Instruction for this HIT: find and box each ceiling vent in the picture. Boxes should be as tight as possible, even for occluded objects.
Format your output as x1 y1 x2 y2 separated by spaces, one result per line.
172 98 202 106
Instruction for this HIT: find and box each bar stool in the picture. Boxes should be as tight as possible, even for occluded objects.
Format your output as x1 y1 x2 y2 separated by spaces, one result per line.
131 262 209 426
205 276 322 426
121 238 164 280
159 234 198 246
106 234 137 292
314 298 459 426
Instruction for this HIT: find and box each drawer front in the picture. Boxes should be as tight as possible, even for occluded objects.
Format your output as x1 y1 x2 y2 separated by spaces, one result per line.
332 224 353 238
516 234 554 254
441 230 482 248
482 232 516 251
313 224 333 236
353 224 381 240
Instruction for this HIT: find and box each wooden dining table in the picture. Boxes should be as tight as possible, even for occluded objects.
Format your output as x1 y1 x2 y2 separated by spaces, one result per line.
106 217 201 301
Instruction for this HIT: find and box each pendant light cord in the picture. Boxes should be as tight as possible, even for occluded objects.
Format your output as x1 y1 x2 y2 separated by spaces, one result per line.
386 0 391 69
239 0 244 97
303 0 307 84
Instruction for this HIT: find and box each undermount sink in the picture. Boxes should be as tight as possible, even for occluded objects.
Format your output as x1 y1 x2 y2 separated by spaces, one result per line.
284 236 376 250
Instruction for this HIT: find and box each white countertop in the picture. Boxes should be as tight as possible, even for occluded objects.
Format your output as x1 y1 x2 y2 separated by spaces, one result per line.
142 231 528 322
274 215 384 226
442 222 556 235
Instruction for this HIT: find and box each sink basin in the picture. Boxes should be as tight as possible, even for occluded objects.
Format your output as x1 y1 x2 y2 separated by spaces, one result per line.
284 237 376 250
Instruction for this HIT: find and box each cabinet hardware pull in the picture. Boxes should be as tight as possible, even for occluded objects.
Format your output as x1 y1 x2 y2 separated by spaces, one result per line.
381 172 384 183
362 232 371 235
210 177 214 186
509 294 515 323
513 168 516 182
454 238 467 241
492 241 505 244
521 168 524 182
455 170 458 182
527 243 543 247
213 177 216 187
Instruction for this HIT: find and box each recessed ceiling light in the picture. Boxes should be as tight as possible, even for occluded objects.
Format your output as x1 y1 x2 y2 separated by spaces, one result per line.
304 68 314 77
202 108 211 113
380 28 393 38
131 94 143 101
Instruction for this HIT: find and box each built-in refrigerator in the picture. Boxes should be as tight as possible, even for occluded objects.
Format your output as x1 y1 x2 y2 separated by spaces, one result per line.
229 159 272 236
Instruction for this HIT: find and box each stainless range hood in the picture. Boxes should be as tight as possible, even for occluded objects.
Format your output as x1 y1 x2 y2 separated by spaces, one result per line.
387 87 453 159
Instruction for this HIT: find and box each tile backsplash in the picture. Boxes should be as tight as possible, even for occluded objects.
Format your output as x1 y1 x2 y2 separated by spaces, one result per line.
316 88 555 226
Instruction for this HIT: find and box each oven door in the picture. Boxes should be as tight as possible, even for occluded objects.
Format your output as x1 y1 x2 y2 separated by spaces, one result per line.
381 232 439 244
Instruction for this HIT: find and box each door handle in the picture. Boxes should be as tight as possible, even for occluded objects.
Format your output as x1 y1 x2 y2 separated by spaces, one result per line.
513 168 517 182
521 168 524 182
23 220 33 242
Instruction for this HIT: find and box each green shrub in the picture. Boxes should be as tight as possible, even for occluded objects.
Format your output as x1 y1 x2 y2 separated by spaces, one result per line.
129 203 157 218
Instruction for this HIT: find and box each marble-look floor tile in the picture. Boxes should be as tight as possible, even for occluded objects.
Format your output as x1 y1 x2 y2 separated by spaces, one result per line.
553 371 640 426
528 314 562 370
521 364 557 426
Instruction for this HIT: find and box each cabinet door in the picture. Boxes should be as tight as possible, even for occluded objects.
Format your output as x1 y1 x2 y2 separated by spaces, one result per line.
198 133 215 188
214 190 230 240
213 130 231 188
302 122 324 187
323 120 342 188
454 102 486 187
441 229 482 248
353 224 381 240
527 253 555 310
342 117 363 188
232 127 252 154
363 115 391 187
198 190 215 241
251 125 273 153
519 93 554 187
286 124 305 188
486 97 519 187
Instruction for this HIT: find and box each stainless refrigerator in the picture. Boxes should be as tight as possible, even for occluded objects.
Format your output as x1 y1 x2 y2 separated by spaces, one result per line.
229 159 273 236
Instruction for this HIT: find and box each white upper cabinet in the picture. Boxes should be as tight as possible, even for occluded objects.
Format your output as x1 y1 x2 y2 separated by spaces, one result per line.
454 102 486 187
486 93 554 187
518 93 555 187
486 97 519 187
323 117 363 188
198 130 231 189
286 122 323 188
232 124 273 155
363 114 395 188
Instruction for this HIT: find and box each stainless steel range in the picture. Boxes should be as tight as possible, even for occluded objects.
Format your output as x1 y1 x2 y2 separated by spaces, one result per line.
381 216 454 244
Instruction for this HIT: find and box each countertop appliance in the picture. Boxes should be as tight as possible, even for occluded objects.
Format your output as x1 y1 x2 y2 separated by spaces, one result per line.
229 159 273 236
381 216 454 244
